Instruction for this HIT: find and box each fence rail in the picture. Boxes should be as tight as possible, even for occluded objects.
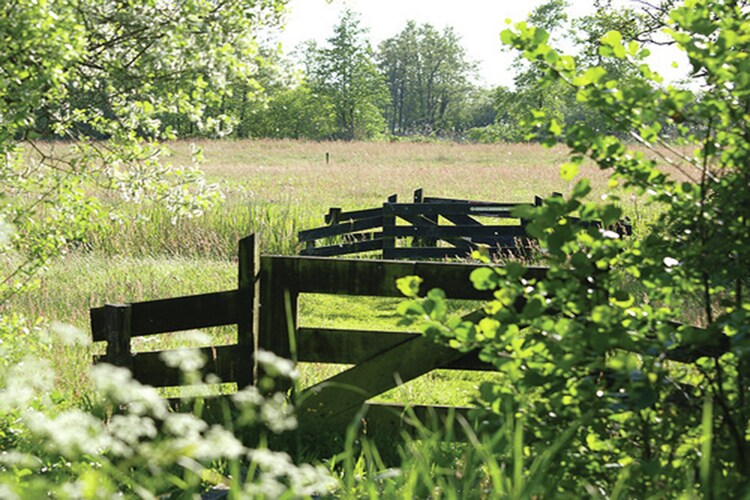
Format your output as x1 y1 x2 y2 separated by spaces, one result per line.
91 232 720 442
299 188 632 259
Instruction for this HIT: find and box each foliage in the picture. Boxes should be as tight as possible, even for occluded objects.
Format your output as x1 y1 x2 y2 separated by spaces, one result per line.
244 82 338 140
0 0 287 303
399 0 750 495
0 328 336 498
478 0 668 143
305 10 389 141
378 21 478 137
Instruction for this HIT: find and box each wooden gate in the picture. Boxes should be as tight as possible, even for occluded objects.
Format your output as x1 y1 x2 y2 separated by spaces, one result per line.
91 234 547 434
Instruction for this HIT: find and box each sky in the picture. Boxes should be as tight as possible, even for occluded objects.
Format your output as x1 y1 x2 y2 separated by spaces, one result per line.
277 0 689 88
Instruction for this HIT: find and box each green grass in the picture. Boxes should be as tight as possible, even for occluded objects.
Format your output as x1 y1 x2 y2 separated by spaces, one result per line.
2 138 721 497
3 138 662 406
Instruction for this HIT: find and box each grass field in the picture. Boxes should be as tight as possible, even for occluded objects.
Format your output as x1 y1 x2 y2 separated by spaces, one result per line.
5 139 661 402
3 138 722 497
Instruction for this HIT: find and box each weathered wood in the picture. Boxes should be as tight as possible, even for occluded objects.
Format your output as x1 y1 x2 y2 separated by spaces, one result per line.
237 235 259 387
298 215 383 242
382 203 396 260
391 225 527 239
300 238 382 257
103 304 132 369
325 207 342 225
91 290 240 341
413 189 438 247
324 206 382 225
282 255 550 299
441 213 482 227
385 247 478 260
297 327 494 370
296 333 470 422
363 402 478 441
391 203 514 218
297 328 412 364
258 256 298 360
126 344 245 387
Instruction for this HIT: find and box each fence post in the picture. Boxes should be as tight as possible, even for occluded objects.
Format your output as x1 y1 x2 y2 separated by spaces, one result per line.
104 304 133 369
413 188 438 248
238 234 260 388
258 256 298 391
382 202 396 259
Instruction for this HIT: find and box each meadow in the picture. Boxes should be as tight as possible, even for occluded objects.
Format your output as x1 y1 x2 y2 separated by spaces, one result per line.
6 139 609 399
1 138 720 497
8 138 679 400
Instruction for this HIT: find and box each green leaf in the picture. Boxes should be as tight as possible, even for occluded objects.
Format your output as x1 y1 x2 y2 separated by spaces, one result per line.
600 204 622 226
396 275 423 298
560 162 579 182
470 267 500 291
571 179 592 200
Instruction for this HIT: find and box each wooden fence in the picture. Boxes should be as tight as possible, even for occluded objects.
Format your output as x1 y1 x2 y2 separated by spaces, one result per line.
90 233 723 439
91 234 549 435
299 189 632 260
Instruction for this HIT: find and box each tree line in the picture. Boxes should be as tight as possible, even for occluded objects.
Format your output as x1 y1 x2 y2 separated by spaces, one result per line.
28 1 684 143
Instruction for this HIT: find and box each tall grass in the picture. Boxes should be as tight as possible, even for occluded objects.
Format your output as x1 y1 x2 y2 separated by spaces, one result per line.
2 139 708 497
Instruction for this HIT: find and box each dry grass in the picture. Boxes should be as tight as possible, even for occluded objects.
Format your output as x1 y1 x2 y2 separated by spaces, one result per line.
165 139 696 217
169 139 587 208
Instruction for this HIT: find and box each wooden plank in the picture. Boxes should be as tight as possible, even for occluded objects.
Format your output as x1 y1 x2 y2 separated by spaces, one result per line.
390 225 526 239
296 333 470 422
299 238 382 257
413 189 439 247
258 257 298 361
297 327 494 370
280 256 548 299
237 234 259 388
91 290 240 342
297 328 413 364
387 247 476 260
296 402 480 443
298 215 383 242
126 344 246 387
324 207 382 225
391 203 514 218
441 214 481 226
324 207 342 225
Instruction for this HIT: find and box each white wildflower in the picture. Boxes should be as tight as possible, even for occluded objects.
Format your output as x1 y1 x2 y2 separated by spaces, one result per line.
0 358 55 411
24 409 110 459
663 256 680 267
255 350 299 379
50 322 90 346
91 364 168 419
163 413 208 438
261 393 297 434
194 426 244 461
160 348 206 373
109 414 158 447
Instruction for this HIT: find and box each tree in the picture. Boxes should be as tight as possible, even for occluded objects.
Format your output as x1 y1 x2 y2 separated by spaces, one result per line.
306 10 388 140
400 0 750 494
378 22 476 136
481 0 666 142
0 0 287 303
244 82 337 140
